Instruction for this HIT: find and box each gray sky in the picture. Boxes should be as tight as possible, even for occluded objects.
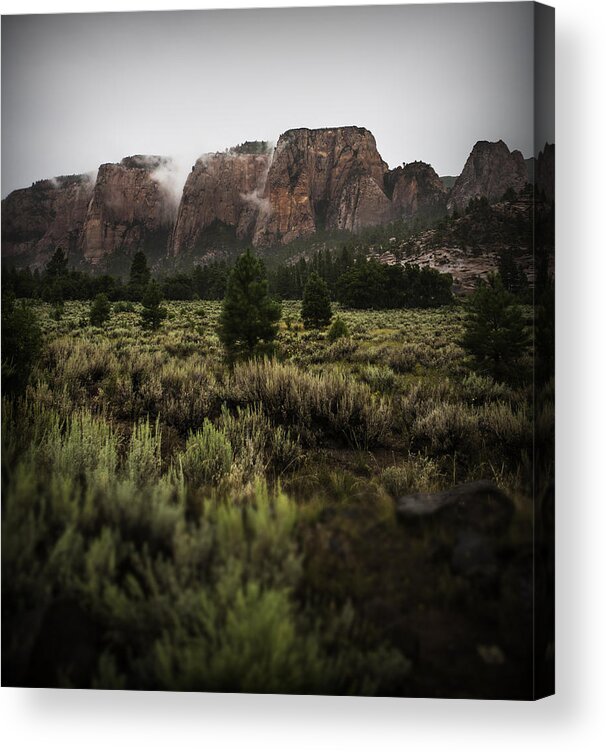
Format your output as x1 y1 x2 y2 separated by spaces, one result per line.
1 3 540 198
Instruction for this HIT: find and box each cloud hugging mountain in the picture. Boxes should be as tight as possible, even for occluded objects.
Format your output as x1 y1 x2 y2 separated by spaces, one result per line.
1 127 550 270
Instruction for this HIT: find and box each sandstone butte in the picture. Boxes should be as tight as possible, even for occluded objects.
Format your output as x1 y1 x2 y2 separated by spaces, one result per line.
1 127 553 269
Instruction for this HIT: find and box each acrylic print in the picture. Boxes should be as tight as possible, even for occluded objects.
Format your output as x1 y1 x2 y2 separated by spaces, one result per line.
1 3 555 699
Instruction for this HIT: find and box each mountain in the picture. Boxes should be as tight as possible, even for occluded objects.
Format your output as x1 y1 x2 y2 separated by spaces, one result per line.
446 140 528 214
1 174 94 267
252 127 392 247
2 129 542 271
386 161 448 219
169 146 271 258
80 156 176 267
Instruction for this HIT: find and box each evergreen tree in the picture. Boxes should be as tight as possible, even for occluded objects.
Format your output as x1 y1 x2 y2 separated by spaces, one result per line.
129 251 151 301
45 247 68 279
337 258 388 309
1 292 42 394
140 280 167 330
327 316 349 342
301 272 332 329
498 251 529 299
461 274 528 382
219 250 281 361
90 293 112 327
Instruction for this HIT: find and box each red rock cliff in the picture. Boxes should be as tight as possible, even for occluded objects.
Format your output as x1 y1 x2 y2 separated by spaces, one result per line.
252 127 393 247
169 150 271 257
80 155 176 266
447 140 528 213
386 161 448 218
2 174 94 267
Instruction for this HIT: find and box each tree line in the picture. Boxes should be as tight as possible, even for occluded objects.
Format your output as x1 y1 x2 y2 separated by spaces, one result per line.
2 245 545 397
2 246 454 309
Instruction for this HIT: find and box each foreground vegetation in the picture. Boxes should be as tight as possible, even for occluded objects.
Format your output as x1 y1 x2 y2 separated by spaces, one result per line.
2 293 553 696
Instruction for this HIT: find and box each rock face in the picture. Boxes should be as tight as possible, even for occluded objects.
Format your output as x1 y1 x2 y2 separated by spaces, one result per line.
2 129 544 270
447 140 528 213
386 161 448 218
169 150 271 257
1 175 94 267
252 127 393 247
80 156 176 266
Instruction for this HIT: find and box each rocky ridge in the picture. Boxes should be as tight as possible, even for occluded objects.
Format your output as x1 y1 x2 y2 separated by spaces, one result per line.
446 140 528 214
80 156 176 266
2 131 548 270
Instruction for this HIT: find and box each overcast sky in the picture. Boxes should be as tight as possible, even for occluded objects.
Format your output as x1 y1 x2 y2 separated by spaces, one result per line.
1 3 541 198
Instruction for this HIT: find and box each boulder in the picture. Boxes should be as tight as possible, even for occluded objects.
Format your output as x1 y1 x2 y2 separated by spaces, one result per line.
396 479 514 535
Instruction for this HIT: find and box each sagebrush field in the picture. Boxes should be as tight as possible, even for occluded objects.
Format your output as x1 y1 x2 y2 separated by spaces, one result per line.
2 299 553 697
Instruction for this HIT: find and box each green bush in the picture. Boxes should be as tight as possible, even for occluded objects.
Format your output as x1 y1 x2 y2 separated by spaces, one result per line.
227 359 391 449
1 294 42 395
140 281 168 331
90 293 112 327
327 316 349 342
2 401 409 692
180 420 233 485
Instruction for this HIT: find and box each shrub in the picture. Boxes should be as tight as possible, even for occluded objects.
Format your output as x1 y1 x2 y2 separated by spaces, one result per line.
126 418 163 486
227 359 391 449
180 420 233 486
459 372 511 405
478 402 532 458
140 281 168 331
218 405 303 478
359 364 398 393
327 316 349 342
380 455 442 496
113 301 136 313
90 293 112 327
412 403 480 459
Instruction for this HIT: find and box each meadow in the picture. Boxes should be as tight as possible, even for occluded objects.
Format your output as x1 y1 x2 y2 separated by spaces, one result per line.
2 299 551 697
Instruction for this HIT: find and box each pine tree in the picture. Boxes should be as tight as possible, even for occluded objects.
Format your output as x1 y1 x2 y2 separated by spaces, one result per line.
219 250 281 361
129 251 151 301
1 293 42 394
301 272 332 329
45 247 68 279
90 293 112 327
498 251 529 299
461 273 528 382
140 280 167 331
327 316 349 342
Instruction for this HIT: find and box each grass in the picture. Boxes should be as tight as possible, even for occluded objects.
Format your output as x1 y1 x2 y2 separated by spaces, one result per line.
2 299 548 697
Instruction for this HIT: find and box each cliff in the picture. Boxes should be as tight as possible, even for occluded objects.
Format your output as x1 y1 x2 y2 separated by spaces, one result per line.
80 155 176 266
252 127 393 246
447 140 528 214
2 129 543 270
169 149 271 257
386 161 448 218
1 174 94 267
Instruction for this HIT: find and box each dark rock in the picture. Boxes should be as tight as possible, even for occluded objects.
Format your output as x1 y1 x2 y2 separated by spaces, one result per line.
447 140 528 213
396 479 514 535
451 530 498 579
